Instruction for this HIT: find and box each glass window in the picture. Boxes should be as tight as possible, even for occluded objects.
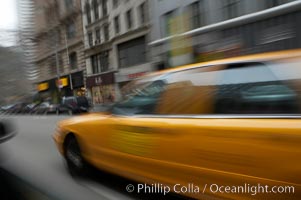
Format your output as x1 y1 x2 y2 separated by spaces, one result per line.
69 52 77 70
95 28 101 41
157 62 300 115
112 75 167 115
93 0 99 20
91 55 99 74
114 15 120 34
126 9 133 29
113 0 119 8
59 55 64 73
65 0 74 11
91 51 109 74
98 51 109 72
104 24 109 41
56 29 61 45
139 2 146 25
223 0 240 20
118 36 146 68
213 63 299 114
85 1 91 24
102 0 108 16
88 32 93 46
188 1 201 29
66 21 76 39
266 0 294 8
163 10 175 36
112 62 301 116
49 56 57 76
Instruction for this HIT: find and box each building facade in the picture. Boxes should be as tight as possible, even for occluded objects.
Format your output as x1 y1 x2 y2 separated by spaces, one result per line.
149 0 298 69
18 0 39 82
33 0 86 103
81 0 152 104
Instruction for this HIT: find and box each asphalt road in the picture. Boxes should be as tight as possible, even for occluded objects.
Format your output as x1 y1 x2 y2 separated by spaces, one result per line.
0 115 188 200
0 115 136 200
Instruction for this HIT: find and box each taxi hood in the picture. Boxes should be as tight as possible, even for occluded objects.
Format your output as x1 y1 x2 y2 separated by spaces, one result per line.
58 112 111 127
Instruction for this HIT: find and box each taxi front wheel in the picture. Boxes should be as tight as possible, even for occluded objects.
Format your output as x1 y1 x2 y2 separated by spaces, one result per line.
64 135 87 177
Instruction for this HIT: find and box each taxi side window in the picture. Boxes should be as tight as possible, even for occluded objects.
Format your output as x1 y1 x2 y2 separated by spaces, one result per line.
112 80 166 115
213 63 299 114
157 65 223 114
157 62 300 115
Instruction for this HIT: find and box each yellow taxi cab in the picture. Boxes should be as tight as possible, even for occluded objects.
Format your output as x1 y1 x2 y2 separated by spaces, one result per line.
53 49 301 199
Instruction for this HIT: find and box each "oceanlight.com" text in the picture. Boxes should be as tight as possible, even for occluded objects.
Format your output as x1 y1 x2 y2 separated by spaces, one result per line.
126 183 295 196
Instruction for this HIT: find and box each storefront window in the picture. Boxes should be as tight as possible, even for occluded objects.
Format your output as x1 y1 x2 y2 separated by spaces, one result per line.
91 84 115 104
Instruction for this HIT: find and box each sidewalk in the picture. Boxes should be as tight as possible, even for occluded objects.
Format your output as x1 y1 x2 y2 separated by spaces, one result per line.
90 104 113 113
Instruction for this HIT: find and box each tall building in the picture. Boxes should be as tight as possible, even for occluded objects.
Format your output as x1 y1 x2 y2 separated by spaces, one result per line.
17 0 39 81
0 46 32 104
149 0 299 69
33 0 86 103
81 0 152 104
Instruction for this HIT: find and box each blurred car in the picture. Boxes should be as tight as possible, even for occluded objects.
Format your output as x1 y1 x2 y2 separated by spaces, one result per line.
4 103 28 114
0 105 14 114
31 102 59 115
57 96 90 115
30 102 49 114
53 50 301 199
23 103 40 114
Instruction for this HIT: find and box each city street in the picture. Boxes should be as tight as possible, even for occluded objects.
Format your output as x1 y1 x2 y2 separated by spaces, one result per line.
0 115 187 200
0 115 135 200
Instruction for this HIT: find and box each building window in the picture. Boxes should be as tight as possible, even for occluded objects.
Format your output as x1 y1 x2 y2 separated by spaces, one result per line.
114 15 120 34
85 1 91 24
95 27 101 41
91 51 109 74
223 0 240 20
163 10 175 36
265 0 294 8
93 0 99 20
88 32 93 46
69 52 77 70
49 56 57 76
66 21 76 39
92 55 98 74
139 2 147 25
56 29 61 45
126 9 133 30
99 52 109 72
104 24 109 41
65 0 74 11
188 1 201 29
118 36 146 68
59 55 64 73
102 0 108 16
113 0 119 8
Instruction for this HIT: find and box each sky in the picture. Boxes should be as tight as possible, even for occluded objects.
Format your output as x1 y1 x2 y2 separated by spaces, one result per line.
0 0 18 46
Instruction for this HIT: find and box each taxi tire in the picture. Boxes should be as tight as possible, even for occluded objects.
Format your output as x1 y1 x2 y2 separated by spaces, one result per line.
64 135 87 177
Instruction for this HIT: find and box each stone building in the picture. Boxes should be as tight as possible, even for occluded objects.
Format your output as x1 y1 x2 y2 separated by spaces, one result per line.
33 0 86 103
81 0 152 104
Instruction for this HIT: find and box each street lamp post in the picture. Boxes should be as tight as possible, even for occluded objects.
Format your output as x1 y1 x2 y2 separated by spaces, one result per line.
55 31 61 103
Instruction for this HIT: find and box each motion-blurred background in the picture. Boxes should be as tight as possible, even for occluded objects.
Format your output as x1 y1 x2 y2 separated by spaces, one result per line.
0 0 300 112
